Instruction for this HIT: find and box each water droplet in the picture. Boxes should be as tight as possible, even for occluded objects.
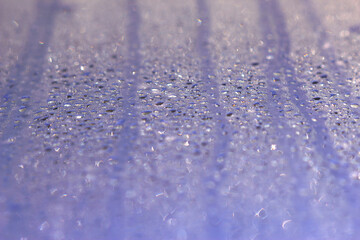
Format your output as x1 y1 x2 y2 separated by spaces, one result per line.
142 110 152 115
21 96 30 102
19 106 27 112
282 219 292 229
39 221 49 231
255 208 267 219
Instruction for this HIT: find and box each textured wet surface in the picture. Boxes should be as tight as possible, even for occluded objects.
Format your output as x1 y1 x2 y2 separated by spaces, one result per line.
1 0 360 239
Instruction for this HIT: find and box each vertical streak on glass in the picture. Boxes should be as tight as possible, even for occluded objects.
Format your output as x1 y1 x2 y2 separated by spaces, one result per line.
266 0 348 185
262 0 339 159
196 0 230 238
260 0 358 237
0 0 59 239
256 0 329 238
0 0 59 137
300 0 360 236
108 0 141 239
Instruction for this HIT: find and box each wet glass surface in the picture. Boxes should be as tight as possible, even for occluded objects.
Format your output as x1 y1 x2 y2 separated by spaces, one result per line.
1 0 360 239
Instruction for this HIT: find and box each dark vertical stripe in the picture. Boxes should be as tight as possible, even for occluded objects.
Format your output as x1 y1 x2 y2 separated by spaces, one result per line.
301 0 360 235
256 0 340 238
111 0 141 166
260 0 360 238
0 0 59 129
196 0 230 238
0 0 60 239
108 0 142 239
264 1 341 166
257 0 311 238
